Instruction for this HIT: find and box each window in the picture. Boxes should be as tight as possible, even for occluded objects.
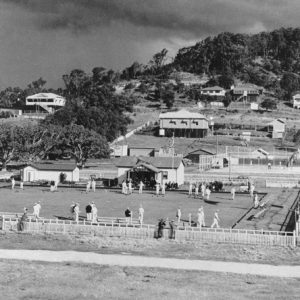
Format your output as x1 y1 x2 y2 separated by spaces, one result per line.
163 171 168 180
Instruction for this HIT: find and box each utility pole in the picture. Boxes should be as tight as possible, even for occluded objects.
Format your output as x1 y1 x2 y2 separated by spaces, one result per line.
228 153 231 180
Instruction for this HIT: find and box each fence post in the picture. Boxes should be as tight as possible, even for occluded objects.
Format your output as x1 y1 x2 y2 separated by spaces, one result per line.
2 215 5 231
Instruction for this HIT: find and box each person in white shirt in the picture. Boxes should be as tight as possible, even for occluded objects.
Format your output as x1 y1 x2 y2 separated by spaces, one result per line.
197 207 205 228
122 180 127 195
33 202 41 220
74 203 80 222
139 181 144 194
128 180 133 194
206 187 211 200
201 183 206 198
155 182 160 196
211 210 220 228
91 202 98 222
161 182 166 196
11 178 15 190
138 205 144 225
188 182 193 198
194 183 199 199
86 180 91 193
231 187 236 200
176 208 182 225
91 179 96 192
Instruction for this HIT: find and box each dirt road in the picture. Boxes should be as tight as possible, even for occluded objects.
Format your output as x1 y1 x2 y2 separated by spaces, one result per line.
0 249 299 278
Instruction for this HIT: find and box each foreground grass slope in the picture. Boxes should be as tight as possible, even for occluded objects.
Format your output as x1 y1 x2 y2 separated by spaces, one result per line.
0 258 299 300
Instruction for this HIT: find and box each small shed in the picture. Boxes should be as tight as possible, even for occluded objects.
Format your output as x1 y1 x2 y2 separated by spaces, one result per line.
184 148 216 164
241 132 251 142
22 163 79 183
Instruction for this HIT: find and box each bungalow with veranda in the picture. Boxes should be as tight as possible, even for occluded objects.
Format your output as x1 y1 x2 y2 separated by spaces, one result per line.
201 86 226 97
22 163 79 183
159 109 209 138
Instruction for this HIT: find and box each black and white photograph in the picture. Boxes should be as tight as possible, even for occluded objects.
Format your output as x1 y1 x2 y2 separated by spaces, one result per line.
1 1 300 299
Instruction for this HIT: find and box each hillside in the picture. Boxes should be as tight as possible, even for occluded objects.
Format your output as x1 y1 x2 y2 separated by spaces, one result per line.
172 27 300 98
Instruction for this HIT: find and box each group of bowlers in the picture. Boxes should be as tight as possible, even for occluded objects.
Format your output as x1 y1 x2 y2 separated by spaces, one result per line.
230 183 259 208
124 205 145 225
176 206 220 229
121 180 167 196
188 182 212 200
70 201 98 222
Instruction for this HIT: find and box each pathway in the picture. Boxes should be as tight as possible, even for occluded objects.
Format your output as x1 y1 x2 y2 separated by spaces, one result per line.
0 249 300 278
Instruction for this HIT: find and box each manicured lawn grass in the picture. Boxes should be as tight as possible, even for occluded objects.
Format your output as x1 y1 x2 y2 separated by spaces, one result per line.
0 186 257 227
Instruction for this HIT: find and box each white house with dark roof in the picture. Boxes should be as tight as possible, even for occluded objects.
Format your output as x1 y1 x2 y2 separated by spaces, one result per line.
201 86 226 97
115 156 185 185
159 109 208 138
22 163 79 182
292 93 300 108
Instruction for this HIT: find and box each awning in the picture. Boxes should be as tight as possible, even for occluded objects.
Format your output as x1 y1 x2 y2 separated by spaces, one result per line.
132 162 161 173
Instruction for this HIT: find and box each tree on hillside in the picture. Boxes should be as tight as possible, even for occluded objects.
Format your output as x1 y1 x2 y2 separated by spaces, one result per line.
16 124 63 163
280 72 300 99
47 69 134 142
0 124 20 170
161 88 175 109
260 98 277 111
149 48 168 74
61 124 110 167
218 74 234 89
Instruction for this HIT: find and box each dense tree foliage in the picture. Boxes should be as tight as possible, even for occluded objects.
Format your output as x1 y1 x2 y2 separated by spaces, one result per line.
60 124 110 167
45 69 134 142
173 27 300 96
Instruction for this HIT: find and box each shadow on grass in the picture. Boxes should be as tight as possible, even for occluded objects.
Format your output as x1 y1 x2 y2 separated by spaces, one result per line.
215 196 231 200
53 215 73 220
204 200 219 205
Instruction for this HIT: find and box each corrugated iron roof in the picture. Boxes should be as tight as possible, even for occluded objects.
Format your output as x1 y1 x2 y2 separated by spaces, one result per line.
28 163 78 171
202 86 224 91
115 156 183 169
159 109 207 120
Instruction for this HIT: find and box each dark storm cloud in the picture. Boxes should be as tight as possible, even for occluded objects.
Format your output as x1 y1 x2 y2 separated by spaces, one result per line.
4 0 300 37
0 0 300 88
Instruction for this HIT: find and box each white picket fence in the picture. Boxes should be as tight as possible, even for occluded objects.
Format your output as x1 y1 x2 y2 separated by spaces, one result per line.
1 215 297 247
1 216 156 239
175 226 296 247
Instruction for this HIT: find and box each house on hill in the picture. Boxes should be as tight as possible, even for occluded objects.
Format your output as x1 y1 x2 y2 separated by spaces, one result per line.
201 86 226 97
115 156 185 186
22 164 79 183
159 109 208 138
25 93 66 115
292 93 300 109
232 84 262 102
267 119 286 139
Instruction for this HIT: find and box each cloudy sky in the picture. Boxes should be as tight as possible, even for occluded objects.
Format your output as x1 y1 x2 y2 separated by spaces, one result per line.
0 0 299 88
